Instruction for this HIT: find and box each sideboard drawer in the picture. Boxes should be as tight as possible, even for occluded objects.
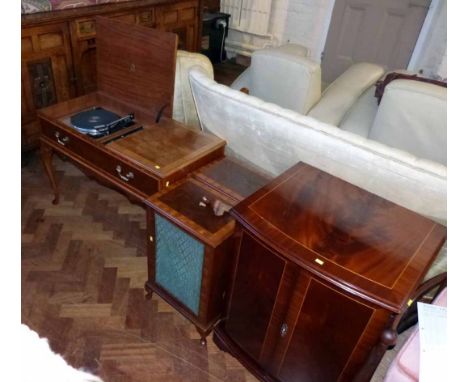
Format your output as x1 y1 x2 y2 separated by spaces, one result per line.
137 8 155 26
41 122 160 195
75 18 96 39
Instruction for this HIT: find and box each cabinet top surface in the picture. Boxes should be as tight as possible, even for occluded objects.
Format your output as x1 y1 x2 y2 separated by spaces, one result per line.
146 178 235 247
107 118 225 178
21 0 195 26
192 157 272 203
232 162 446 311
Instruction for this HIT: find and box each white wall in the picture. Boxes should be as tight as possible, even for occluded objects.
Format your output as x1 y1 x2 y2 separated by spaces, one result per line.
225 0 335 62
408 0 447 79
226 0 447 79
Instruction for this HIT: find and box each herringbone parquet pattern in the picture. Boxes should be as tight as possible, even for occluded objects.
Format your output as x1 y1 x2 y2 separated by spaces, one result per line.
21 153 256 382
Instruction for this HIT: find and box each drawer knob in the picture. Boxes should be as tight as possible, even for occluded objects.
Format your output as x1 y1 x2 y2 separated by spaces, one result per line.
116 165 134 182
55 131 69 146
280 323 288 337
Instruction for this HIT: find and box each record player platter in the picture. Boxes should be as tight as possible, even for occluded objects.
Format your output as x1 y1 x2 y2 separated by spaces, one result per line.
70 107 135 138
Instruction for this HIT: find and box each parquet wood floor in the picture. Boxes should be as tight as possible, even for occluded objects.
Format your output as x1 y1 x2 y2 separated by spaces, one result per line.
21 153 256 382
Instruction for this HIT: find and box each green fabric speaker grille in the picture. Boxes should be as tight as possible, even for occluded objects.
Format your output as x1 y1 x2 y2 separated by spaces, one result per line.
155 214 204 315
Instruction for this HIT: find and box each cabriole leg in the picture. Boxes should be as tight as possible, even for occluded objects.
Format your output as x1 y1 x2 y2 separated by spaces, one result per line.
40 143 59 205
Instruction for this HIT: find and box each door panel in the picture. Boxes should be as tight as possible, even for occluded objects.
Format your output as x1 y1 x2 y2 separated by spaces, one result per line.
278 275 375 382
21 22 74 150
322 0 430 84
225 232 286 361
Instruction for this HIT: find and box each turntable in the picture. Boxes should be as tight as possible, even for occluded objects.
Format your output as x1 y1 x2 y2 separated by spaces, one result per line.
70 107 135 138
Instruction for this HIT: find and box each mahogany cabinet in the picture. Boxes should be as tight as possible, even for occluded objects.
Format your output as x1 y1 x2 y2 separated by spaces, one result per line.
37 17 224 205
215 162 447 381
22 0 202 151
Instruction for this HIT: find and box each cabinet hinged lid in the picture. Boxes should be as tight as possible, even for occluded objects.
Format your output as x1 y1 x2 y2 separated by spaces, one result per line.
96 16 177 120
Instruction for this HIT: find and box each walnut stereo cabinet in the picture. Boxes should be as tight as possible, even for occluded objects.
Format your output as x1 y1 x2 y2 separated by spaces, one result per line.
215 162 446 382
22 0 202 151
38 17 224 207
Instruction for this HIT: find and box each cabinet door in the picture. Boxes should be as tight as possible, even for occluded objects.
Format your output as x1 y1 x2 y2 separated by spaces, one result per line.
225 232 286 361
277 274 388 381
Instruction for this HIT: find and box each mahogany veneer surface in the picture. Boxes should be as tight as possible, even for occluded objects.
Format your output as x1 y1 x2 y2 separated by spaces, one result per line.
193 157 272 203
107 120 225 180
145 178 235 247
225 233 286 362
219 162 446 382
232 162 446 313
96 15 176 118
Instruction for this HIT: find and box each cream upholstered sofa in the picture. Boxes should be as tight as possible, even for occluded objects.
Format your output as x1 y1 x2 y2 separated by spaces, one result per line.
172 48 446 275
188 66 446 219
228 44 447 166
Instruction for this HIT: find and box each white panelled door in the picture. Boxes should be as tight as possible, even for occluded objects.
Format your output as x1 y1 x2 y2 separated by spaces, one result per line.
322 0 431 84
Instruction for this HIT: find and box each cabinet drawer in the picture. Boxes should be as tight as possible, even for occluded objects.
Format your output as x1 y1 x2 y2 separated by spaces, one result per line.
41 122 160 195
137 8 155 26
75 18 96 38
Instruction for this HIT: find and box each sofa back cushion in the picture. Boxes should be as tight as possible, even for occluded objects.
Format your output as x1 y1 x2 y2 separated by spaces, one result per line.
369 80 447 165
249 48 321 114
189 68 446 223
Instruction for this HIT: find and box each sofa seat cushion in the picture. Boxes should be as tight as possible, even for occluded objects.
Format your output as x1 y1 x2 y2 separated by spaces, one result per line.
369 80 447 165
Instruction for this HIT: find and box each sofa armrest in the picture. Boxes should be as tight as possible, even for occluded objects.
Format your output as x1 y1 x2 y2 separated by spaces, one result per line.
307 62 385 125
173 50 214 129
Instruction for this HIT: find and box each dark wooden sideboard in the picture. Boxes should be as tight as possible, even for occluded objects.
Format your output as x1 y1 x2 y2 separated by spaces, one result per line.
22 0 202 151
216 162 447 382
